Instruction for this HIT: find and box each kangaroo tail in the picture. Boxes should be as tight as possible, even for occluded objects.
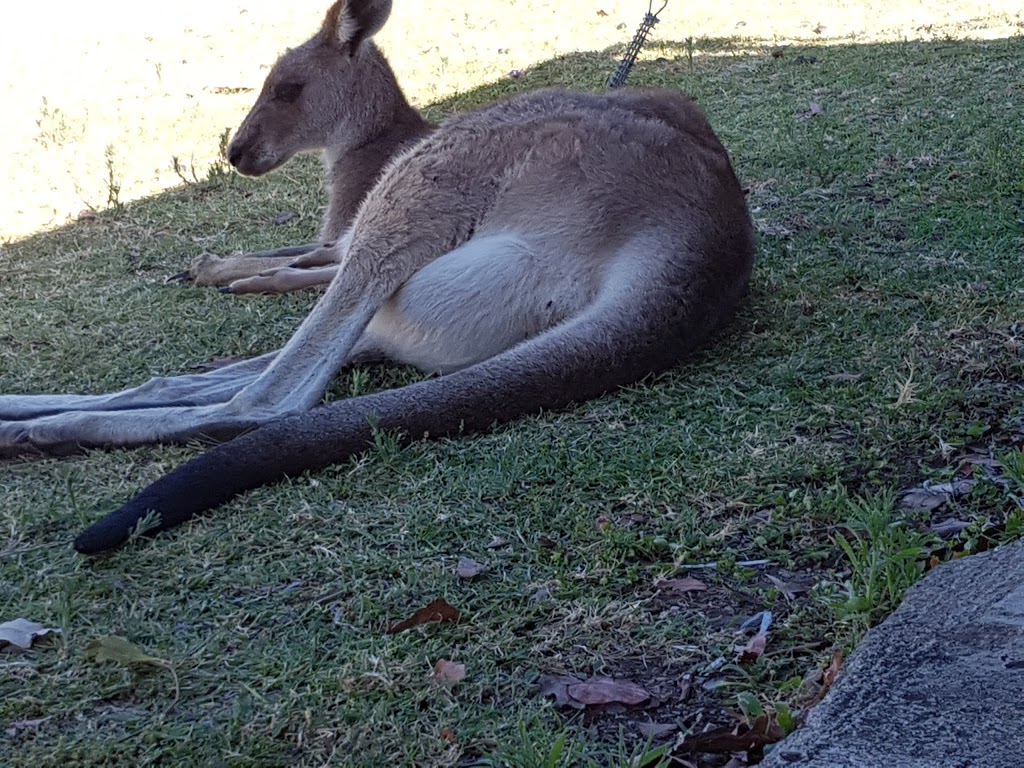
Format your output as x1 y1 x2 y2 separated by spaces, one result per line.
72 246 751 555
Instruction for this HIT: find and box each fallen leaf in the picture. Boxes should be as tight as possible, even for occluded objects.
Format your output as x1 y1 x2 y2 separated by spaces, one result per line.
485 536 509 549
5 716 52 737
808 101 824 116
901 477 975 511
958 453 1001 468
822 649 844 689
386 598 460 634
929 518 973 537
271 211 298 225
566 676 650 706
928 478 976 496
739 611 773 663
636 721 677 739
596 514 613 530
430 659 466 686
456 556 486 580
822 372 861 383
740 632 768 664
440 727 457 744
84 636 166 667
655 576 708 594
0 619 61 653
900 488 947 512
537 674 583 707
766 573 814 600
740 610 773 634
538 674 650 708
675 715 784 755
678 672 693 701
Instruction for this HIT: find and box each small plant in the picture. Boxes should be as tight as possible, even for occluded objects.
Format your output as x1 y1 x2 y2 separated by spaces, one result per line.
35 96 75 149
488 724 583 768
207 128 235 183
832 490 934 634
171 154 201 186
103 144 123 210
999 448 1024 539
999 448 1024 497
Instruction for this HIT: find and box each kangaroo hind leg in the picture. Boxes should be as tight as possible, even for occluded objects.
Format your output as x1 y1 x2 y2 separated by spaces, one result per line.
353 233 599 374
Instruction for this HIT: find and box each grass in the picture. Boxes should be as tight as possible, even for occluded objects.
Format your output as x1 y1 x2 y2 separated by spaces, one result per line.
3 2 1024 766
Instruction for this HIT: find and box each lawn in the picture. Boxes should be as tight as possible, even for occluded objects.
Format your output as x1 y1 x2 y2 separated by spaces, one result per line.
2 1 1023 766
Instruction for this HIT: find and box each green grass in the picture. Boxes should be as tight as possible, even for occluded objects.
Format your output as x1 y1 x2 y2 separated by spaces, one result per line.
3 32 1024 767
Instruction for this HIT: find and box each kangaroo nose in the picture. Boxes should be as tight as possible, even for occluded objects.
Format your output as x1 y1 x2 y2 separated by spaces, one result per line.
227 144 244 167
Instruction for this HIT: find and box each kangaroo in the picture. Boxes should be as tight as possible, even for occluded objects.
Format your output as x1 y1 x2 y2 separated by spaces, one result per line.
180 2 434 294
0 0 756 555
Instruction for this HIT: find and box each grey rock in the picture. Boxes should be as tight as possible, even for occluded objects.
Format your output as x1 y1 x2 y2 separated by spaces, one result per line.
763 539 1024 768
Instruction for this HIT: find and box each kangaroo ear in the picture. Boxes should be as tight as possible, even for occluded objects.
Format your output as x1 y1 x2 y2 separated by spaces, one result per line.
320 0 392 54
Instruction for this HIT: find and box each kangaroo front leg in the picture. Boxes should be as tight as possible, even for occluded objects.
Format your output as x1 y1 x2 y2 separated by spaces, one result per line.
168 243 320 284
184 236 346 288
223 265 340 295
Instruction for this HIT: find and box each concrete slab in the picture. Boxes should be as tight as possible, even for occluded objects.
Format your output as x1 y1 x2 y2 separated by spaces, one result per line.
762 539 1024 768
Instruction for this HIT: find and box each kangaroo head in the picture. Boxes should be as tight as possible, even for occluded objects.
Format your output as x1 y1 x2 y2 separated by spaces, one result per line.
228 0 394 176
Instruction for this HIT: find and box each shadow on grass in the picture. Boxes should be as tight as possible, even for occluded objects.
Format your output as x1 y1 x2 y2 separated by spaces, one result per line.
1 35 1023 768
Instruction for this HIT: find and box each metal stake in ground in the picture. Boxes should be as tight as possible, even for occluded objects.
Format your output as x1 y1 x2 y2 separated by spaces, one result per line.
607 0 669 89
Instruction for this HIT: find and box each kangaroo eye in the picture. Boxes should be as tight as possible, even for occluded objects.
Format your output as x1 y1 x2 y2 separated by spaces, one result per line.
273 82 304 104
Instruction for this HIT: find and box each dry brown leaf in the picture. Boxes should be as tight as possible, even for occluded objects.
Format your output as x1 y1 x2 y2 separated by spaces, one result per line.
456 556 486 580
566 676 650 706
929 518 972 537
538 674 650 709
386 598 460 634
485 536 509 549
740 632 768 664
440 727 457 744
822 649 844 689
85 636 167 667
765 573 814 600
636 721 677 739
822 372 861 383
679 672 694 701
430 659 466 686
809 101 824 116
0 619 61 653
656 576 708 594
537 674 582 707
676 715 784 755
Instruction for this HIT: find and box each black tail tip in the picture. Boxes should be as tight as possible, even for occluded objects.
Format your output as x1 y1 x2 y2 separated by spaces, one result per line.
73 516 137 556
73 529 123 556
